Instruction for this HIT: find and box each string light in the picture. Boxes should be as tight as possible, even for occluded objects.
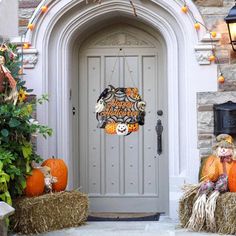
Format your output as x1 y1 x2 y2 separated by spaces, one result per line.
27 23 35 31
41 5 48 13
218 74 225 84
209 55 216 62
211 32 217 38
19 0 225 85
181 5 188 14
194 22 201 30
180 0 224 84
23 43 30 49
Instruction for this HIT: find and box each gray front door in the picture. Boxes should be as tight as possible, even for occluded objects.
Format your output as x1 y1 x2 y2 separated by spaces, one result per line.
78 24 168 213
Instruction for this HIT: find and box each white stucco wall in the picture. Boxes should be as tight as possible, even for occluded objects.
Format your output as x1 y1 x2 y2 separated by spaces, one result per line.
0 0 18 37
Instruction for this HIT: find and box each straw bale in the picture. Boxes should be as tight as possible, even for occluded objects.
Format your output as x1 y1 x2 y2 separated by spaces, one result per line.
179 192 236 234
179 193 195 228
10 191 88 235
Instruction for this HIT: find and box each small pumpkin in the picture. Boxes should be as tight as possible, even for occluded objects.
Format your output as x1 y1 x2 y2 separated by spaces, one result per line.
42 157 68 192
105 123 117 134
228 161 236 192
25 169 45 197
128 123 139 132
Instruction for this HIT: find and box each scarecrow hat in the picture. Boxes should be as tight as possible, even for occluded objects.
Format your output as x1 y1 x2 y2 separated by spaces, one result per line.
213 134 234 149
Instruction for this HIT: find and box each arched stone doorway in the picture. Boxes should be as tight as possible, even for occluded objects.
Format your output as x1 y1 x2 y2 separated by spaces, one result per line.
23 0 218 218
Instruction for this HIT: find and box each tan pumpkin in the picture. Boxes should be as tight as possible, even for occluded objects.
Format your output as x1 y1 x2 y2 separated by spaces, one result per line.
105 123 117 134
42 157 68 192
25 169 45 197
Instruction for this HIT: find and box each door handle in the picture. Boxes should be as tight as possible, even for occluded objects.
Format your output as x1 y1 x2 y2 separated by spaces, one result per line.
156 119 163 155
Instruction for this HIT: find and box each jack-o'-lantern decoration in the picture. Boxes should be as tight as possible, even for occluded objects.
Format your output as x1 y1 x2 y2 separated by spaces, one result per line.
95 85 146 136
128 123 139 132
116 123 129 136
105 123 117 134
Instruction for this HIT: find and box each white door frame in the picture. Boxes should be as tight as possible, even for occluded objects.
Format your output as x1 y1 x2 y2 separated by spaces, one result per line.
22 0 218 219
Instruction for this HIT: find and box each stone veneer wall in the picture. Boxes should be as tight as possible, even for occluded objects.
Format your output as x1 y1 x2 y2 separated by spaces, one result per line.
18 0 236 157
195 0 236 158
19 0 42 35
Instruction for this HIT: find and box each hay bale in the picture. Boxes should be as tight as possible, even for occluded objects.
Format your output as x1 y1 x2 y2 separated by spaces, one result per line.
10 191 88 235
179 192 236 234
179 194 195 228
215 193 236 235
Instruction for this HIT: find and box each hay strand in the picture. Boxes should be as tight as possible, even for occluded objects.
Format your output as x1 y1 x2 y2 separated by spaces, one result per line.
10 191 88 235
179 191 236 234
205 191 220 232
181 183 201 200
186 194 206 231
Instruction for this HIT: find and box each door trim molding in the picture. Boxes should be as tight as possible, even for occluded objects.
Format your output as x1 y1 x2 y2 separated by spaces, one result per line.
22 0 218 219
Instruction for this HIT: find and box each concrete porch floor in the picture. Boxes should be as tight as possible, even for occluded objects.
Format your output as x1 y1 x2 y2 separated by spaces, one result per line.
12 220 225 236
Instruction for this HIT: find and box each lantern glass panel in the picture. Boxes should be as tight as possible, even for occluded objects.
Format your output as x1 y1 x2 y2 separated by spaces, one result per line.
229 23 236 42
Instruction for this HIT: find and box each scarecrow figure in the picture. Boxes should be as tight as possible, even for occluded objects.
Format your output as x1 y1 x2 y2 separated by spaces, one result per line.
0 55 17 93
40 166 58 193
31 162 58 193
184 134 234 232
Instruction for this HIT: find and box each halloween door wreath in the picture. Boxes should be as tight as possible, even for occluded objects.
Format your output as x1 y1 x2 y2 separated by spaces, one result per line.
95 49 146 136
95 85 146 135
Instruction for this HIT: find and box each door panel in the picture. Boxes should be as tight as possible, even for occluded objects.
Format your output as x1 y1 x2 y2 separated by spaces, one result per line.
78 26 168 213
88 57 102 195
143 56 159 196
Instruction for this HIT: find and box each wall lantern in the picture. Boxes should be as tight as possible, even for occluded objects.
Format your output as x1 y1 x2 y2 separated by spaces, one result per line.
225 2 236 51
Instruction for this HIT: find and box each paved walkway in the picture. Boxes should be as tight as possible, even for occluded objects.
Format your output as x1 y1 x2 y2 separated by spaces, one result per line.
12 221 225 236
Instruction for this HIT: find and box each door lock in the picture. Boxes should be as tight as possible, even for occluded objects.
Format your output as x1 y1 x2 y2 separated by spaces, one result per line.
157 110 163 116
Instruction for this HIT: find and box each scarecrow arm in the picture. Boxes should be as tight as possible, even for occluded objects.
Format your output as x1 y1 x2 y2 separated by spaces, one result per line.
1 65 16 88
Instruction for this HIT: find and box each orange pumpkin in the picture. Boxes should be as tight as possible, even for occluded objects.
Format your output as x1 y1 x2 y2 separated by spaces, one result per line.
128 123 139 132
42 157 68 192
200 155 220 182
200 155 233 182
228 161 236 192
218 161 232 176
105 123 117 134
25 169 45 197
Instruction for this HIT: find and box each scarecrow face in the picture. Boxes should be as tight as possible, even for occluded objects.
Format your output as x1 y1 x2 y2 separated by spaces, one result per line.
0 56 5 65
116 123 128 136
217 146 234 157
